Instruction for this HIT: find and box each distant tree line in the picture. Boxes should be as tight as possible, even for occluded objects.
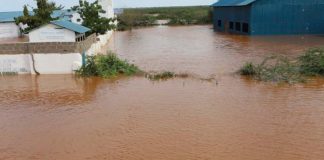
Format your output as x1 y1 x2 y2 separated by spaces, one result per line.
116 6 213 31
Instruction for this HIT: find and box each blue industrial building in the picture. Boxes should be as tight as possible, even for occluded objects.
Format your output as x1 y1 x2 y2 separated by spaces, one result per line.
212 0 324 35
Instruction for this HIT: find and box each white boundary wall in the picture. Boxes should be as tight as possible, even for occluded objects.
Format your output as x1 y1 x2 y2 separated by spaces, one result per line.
86 31 113 56
0 53 82 75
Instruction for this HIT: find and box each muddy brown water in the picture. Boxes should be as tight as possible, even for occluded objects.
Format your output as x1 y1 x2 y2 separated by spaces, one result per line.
1 25 324 160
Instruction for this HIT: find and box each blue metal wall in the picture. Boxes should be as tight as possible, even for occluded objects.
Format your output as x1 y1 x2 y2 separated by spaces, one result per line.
213 6 251 34
251 0 324 35
213 0 324 35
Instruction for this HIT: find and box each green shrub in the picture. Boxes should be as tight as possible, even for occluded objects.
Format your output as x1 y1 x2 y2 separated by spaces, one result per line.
239 62 257 76
76 56 98 77
299 48 324 76
96 54 139 78
76 53 140 78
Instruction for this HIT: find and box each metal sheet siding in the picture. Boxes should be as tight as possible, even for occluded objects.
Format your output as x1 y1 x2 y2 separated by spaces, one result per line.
213 6 251 34
250 0 324 35
50 20 91 33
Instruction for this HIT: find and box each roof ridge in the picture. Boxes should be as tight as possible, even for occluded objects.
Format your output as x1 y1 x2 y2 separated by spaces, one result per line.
212 0 257 7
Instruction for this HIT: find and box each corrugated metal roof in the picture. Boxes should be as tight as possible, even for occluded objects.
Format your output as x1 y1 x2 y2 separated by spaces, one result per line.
0 10 75 22
0 11 24 22
212 0 257 7
50 20 91 33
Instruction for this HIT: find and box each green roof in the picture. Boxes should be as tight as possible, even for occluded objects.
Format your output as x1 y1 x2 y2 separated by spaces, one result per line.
50 20 91 34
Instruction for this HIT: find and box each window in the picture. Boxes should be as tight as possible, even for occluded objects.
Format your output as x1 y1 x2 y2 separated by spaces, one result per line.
235 22 241 31
229 22 234 30
218 20 222 27
242 23 249 33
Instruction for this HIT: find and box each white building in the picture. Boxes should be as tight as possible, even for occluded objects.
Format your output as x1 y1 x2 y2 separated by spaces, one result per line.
29 20 90 43
0 11 22 39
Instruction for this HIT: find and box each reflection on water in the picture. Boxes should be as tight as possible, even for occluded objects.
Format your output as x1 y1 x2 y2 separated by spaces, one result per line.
1 25 324 160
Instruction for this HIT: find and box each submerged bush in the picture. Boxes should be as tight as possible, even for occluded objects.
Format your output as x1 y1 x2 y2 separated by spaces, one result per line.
257 57 303 83
299 48 324 76
77 56 98 77
146 71 175 80
76 53 140 78
145 71 190 81
240 62 257 76
239 56 304 83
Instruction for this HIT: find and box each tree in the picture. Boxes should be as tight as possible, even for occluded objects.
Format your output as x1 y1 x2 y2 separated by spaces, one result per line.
72 0 116 35
23 5 30 17
15 0 61 32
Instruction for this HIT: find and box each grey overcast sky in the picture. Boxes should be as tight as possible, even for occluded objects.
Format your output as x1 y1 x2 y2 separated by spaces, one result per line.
0 0 216 12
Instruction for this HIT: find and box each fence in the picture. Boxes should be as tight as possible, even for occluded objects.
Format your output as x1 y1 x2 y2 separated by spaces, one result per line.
0 34 97 55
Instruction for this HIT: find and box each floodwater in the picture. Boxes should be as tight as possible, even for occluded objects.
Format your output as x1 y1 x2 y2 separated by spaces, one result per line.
1 25 324 160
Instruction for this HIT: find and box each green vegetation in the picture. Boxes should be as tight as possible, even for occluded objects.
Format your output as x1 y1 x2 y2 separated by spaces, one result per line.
72 0 116 35
299 48 324 76
76 54 191 81
240 62 257 76
15 0 61 33
117 6 213 31
240 57 303 83
76 53 140 78
240 48 324 83
145 71 189 81
146 71 175 80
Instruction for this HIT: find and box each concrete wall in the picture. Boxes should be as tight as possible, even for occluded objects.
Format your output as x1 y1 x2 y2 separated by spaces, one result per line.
0 34 97 55
0 22 20 39
0 53 81 75
86 31 113 55
29 24 76 42
0 54 31 74
32 53 82 74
